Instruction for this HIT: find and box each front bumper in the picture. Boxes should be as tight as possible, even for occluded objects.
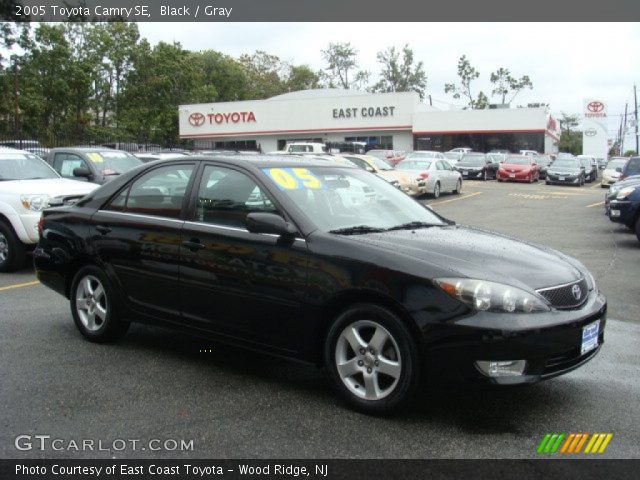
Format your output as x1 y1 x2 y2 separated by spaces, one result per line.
457 168 483 179
606 199 638 226
423 291 607 385
17 212 41 244
497 170 533 182
546 173 581 185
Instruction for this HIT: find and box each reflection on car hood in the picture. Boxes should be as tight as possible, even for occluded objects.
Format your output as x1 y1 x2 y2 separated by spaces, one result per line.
501 164 530 171
547 166 581 174
349 225 584 291
0 178 98 196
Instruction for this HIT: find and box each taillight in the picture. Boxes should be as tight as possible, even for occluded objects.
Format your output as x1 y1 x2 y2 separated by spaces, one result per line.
419 173 430 179
37 214 45 238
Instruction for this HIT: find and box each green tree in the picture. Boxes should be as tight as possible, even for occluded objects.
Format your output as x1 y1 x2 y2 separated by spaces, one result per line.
444 55 488 109
321 42 369 90
192 50 248 101
372 44 427 99
623 150 637 156
284 65 321 92
557 113 582 155
238 50 288 99
489 67 533 105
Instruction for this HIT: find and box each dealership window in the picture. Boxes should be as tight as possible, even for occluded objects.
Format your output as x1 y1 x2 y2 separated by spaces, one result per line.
345 136 393 150
213 140 258 151
414 132 544 153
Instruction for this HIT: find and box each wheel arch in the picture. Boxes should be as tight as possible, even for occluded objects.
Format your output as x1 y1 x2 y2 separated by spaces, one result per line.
314 289 424 367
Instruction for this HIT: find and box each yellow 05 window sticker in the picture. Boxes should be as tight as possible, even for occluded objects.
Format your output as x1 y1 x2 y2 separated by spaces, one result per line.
263 168 324 190
87 152 104 163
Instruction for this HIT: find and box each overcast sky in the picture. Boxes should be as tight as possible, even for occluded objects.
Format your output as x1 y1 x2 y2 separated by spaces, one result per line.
138 22 639 146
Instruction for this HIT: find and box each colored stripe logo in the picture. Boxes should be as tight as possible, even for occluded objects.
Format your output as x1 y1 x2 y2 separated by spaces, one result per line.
537 433 613 454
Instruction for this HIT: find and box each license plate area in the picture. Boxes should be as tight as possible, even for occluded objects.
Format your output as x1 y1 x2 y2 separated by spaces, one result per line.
581 320 600 355
559 176 565 181
509 173 516 178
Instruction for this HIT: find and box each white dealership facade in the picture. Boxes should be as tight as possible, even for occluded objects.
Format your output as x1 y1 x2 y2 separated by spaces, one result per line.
179 89 559 154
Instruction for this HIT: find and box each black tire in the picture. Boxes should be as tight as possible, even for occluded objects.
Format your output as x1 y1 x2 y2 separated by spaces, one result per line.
432 182 441 199
545 180 551 185
70 265 129 343
0 221 26 273
324 304 420 415
635 216 640 243
454 179 462 194
482 170 488 181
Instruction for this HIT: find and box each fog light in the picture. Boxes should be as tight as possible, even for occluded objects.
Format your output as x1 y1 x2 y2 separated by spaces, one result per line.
475 360 526 377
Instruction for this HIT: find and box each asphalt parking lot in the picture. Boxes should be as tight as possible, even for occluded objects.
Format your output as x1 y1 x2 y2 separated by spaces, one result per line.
1 178 638 459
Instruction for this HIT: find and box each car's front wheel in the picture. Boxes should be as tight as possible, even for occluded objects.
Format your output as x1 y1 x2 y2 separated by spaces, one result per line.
454 179 462 194
325 304 420 415
0 221 26 273
432 182 441 199
70 266 129 343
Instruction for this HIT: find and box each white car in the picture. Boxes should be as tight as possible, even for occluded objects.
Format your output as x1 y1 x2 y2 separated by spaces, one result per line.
0 148 97 271
395 157 462 198
519 150 539 156
448 147 473 154
601 157 628 187
285 142 328 154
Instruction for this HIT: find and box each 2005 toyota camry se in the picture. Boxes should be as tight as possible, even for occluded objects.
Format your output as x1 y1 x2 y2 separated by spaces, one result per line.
35 155 606 414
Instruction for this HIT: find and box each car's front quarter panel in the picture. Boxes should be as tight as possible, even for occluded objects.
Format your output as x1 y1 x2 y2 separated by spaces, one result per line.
34 206 95 297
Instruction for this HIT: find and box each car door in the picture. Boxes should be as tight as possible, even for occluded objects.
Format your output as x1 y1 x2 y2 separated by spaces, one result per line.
436 161 452 190
179 164 309 352
90 162 196 320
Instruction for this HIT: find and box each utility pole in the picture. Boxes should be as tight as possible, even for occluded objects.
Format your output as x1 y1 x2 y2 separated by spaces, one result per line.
634 84 639 154
622 102 628 154
11 55 20 141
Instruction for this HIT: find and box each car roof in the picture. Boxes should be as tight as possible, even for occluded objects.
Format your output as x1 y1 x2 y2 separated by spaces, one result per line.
50 146 125 153
0 147 31 155
162 154 355 170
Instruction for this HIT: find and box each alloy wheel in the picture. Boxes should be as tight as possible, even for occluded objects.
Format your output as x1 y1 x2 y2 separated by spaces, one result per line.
0 232 8 265
75 275 108 332
334 320 402 401
433 183 440 198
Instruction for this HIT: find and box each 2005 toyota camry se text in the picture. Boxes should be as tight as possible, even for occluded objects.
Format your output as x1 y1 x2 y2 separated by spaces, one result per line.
34 155 606 414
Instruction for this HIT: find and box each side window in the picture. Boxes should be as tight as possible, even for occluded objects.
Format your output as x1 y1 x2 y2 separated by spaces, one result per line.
627 158 640 175
195 166 278 228
436 161 444 171
109 164 194 218
54 153 87 177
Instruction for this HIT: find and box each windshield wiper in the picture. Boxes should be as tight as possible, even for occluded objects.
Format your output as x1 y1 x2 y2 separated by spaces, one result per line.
329 225 387 235
386 221 442 231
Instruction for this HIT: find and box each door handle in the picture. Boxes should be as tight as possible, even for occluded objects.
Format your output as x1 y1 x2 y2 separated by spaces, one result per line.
95 225 112 235
182 239 205 252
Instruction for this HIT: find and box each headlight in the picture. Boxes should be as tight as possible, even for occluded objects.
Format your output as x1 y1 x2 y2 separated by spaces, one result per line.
20 194 50 211
435 278 550 313
616 186 637 200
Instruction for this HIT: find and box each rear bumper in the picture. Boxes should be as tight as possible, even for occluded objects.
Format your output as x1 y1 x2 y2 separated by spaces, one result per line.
606 199 639 227
423 292 607 385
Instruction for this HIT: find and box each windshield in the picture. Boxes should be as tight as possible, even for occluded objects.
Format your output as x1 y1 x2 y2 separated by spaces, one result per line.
536 156 552 166
579 158 591 167
365 155 392 170
487 153 506 163
396 159 432 170
444 152 459 160
505 156 532 165
552 159 579 169
0 153 59 180
606 159 627 169
86 151 142 175
261 166 445 232
407 152 438 159
459 155 486 166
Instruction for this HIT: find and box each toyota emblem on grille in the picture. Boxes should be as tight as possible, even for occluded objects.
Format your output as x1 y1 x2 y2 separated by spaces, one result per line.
571 284 582 300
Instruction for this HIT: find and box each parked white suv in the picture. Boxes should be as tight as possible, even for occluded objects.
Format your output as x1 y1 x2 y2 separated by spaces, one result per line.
0 148 97 271
285 142 327 154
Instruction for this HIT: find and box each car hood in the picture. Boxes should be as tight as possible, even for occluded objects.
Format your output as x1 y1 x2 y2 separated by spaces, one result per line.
457 163 484 169
346 225 584 291
547 166 581 174
501 164 531 171
0 178 97 197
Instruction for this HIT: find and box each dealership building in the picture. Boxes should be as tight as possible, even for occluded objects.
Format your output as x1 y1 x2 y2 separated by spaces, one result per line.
179 89 560 154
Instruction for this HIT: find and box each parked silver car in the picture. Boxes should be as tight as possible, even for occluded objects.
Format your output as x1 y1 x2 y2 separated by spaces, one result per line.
395 158 462 198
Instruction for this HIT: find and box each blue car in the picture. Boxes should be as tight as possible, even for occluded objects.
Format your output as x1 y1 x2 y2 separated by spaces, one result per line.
605 175 640 241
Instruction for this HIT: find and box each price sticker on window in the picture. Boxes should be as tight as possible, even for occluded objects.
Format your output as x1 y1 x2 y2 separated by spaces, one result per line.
263 168 324 190
87 153 104 163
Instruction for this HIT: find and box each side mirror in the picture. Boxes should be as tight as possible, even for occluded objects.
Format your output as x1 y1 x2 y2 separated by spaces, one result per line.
245 212 297 237
72 167 91 178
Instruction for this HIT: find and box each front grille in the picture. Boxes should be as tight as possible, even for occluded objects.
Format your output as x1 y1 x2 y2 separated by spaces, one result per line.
536 278 589 309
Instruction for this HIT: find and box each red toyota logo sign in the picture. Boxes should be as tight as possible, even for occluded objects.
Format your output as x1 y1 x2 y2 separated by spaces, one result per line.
587 101 604 113
188 112 205 127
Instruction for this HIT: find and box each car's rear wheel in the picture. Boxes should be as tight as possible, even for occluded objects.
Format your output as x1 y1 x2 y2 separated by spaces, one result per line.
325 304 420 415
0 222 26 273
432 182 441 199
635 215 640 243
70 266 129 343
454 179 462 194
482 170 488 181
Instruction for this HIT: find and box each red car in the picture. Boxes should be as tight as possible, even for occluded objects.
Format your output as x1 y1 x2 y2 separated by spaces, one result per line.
367 149 406 167
497 155 540 183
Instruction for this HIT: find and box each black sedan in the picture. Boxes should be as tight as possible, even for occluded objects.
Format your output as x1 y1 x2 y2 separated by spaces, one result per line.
34 155 606 414
536 154 554 179
454 153 499 180
545 157 585 186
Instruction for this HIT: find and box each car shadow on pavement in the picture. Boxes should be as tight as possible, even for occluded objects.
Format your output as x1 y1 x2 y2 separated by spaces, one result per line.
113 323 594 432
